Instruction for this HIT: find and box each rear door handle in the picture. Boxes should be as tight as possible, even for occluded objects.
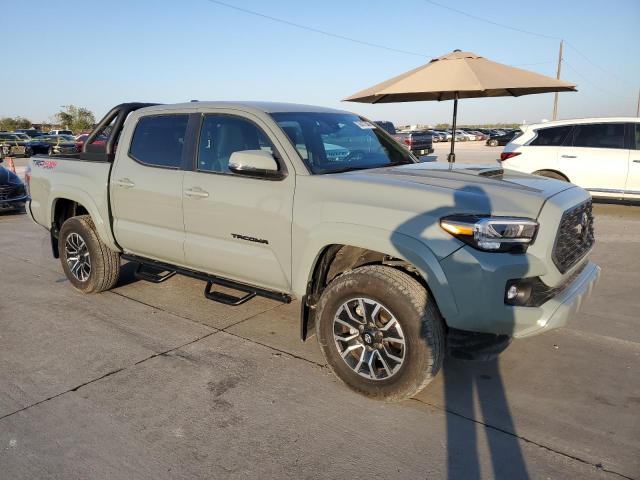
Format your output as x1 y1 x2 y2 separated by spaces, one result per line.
116 178 135 188
184 187 209 199
633 160 640 163
561 155 577 159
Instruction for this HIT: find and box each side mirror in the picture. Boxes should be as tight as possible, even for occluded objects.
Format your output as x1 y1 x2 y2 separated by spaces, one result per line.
228 150 284 179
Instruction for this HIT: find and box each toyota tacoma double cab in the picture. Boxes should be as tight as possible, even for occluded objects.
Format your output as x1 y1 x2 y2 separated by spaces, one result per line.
27 102 600 401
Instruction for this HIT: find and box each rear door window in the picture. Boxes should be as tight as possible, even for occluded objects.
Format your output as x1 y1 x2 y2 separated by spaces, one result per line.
529 126 572 146
129 114 189 168
634 123 640 150
571 123 626 149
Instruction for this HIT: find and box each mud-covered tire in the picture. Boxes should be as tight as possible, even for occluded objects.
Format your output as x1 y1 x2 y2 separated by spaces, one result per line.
316 265 444 402
58 215 120 293
533 170 568 182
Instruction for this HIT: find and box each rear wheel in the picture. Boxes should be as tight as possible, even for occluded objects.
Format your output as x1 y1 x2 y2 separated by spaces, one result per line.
488 139 499 147
47 147 54 156
59 215 120 293
316 265 444 402
533 170 568 181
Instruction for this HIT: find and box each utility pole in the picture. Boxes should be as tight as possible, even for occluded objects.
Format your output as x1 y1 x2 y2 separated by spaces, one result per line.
552 40 564 121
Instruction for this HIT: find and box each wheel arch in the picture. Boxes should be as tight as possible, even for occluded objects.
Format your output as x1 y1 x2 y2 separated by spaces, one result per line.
297 226 459 341
49 191 118 257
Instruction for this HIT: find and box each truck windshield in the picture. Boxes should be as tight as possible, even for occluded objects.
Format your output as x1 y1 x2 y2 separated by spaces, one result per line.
270 112 416 174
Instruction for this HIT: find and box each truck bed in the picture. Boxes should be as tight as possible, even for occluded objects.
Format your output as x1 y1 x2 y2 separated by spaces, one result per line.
28 155 117 248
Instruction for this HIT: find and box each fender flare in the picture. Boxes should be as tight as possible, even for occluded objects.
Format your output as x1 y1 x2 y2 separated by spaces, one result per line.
293 223 459 320
49 186 119 251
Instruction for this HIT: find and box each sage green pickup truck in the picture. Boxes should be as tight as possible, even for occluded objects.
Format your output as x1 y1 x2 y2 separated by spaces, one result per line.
27 102 600 401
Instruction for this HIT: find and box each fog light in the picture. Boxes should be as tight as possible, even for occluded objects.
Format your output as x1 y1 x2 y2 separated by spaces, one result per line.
504 280 533 306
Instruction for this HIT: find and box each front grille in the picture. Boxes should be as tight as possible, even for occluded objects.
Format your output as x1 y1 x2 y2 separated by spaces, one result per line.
0 184 24 201
552 200 595 273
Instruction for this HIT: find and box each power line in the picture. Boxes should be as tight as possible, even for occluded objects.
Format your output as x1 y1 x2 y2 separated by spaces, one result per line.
422 0 631 87
422 0 560 40
202 0 429 58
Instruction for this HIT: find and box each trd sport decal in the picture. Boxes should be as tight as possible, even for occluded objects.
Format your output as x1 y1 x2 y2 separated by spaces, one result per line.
231 233 269 245
32 159 58 169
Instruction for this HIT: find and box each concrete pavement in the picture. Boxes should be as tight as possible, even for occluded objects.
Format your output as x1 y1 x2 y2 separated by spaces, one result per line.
0 157 638 479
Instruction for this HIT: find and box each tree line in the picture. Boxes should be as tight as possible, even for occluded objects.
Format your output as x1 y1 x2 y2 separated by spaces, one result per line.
0 105 96 133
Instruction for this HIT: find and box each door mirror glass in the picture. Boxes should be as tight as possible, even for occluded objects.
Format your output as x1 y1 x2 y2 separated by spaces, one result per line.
228 150 284 179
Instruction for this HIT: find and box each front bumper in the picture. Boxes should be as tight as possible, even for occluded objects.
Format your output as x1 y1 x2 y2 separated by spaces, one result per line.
0 193 29 209
439 244 600 338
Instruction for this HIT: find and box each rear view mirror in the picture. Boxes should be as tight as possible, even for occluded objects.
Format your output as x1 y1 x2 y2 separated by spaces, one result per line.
228 150 284 179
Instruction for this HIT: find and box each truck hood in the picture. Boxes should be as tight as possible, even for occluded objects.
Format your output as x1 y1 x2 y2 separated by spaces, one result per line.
337 162 575 219
312 162 582 259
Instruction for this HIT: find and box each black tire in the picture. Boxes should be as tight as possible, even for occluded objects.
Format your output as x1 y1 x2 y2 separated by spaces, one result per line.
488 139 499 147
316 265 444 402
24 146 33 157
47 147 54 156
58 215 120 293
533 170 568 181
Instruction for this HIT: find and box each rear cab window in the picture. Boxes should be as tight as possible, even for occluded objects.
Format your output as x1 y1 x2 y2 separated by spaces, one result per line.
128 114 189 168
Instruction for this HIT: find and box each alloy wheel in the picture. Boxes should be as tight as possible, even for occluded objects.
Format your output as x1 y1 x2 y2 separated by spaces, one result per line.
65 232 91 282
333 297 406 380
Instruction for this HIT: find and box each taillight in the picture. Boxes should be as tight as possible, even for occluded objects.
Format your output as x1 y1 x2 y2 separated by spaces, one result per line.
500 152 521 161
404 138 412 146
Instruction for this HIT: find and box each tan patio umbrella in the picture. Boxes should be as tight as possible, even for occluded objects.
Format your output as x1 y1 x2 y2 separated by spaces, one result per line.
344 50 577 162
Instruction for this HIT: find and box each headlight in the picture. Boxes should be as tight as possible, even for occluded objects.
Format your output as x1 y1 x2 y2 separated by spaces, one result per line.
440 215 538 252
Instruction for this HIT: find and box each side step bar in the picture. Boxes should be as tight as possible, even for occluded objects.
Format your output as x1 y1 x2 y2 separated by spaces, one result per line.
122 254 292 306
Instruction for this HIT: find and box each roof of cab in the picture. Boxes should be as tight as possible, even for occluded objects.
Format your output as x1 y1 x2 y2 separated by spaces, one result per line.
137 101 350 115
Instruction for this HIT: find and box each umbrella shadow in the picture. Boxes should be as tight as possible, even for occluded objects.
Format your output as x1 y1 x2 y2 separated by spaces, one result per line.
390 184 530 479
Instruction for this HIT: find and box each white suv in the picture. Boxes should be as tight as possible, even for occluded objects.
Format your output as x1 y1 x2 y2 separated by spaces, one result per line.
500 117 640 201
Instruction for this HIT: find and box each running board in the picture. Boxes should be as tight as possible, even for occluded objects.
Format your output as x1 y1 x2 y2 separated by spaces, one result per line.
122 254 291 306
134 263 176 283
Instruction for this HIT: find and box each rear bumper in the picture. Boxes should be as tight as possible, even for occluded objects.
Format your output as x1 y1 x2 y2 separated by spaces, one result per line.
411 147 434 156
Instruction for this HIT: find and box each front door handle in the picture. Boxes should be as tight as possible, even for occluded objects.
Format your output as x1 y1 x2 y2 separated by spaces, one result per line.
184 187 209 199
561 155 577 159
116 178 135 188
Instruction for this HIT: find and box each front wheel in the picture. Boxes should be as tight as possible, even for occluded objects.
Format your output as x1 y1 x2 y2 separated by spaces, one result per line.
488 139 499 147
59 215 120 293
316 265 444 402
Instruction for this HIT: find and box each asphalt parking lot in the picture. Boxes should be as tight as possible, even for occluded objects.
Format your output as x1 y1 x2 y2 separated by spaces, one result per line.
1 147 639 479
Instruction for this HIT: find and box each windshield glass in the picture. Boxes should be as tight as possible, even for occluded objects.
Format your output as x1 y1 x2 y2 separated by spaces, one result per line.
270 112 416 174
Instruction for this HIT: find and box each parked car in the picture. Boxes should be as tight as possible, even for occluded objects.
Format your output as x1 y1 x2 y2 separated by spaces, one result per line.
26 135 79 156
27 101 599 401
393 129 434 156
15 129 44 138
0 158 28 211
0 132 27 157
48 129 73 136
500 117 640 201
74 133 108 152
373 121 396 135
486 130 521 147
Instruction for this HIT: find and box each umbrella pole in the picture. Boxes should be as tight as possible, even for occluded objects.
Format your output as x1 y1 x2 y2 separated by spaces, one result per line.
447 92 458 166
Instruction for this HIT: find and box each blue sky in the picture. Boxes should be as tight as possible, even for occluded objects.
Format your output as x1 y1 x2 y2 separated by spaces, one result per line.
3 0 639 125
